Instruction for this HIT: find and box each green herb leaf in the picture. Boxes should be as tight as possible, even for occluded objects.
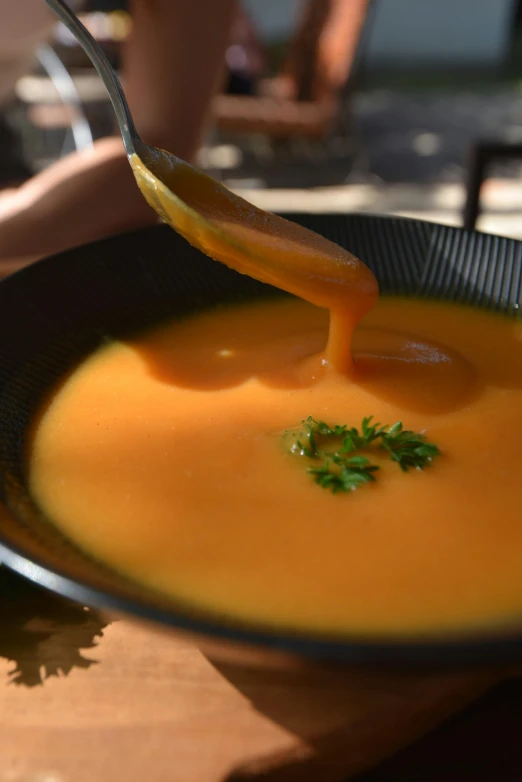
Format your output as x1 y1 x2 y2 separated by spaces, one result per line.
379 422 441 472
308 457 379 494
282 416 441 494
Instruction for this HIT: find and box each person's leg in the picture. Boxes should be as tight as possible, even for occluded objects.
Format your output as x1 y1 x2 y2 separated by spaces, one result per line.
0 0 237 264
0 0 56 107
124 0 237 159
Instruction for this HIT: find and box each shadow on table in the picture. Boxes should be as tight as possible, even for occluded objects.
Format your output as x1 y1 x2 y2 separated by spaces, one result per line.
354 679 522 782
0 566 110 686
212 659 521 782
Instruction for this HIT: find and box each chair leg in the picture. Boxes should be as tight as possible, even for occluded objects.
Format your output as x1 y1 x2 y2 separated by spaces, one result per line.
462 145 488 232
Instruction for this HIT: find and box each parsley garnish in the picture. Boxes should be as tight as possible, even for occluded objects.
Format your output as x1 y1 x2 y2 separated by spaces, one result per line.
378 421 441 473
282 416 440 494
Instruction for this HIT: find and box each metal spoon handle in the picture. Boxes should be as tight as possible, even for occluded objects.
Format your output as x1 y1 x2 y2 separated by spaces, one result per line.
44 0 138 154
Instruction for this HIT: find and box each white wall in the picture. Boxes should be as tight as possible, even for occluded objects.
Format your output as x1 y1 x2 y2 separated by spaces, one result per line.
242 0 300 41
366 0 515 66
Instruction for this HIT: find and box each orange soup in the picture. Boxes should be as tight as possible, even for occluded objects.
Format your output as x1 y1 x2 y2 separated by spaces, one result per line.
28 296 522 638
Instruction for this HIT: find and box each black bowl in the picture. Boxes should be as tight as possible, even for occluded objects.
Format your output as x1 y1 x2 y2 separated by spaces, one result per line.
1 214 521 668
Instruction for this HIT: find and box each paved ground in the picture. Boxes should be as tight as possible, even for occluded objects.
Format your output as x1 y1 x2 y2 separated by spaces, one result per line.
354 86 522 184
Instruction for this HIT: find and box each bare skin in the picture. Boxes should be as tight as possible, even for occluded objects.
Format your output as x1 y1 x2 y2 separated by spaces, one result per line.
0 0 237 271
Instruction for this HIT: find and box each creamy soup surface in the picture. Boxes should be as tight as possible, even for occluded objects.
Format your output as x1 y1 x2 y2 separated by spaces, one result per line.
28 296 522 637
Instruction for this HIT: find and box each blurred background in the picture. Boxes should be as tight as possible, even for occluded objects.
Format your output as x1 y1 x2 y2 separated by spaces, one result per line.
3 0 522 238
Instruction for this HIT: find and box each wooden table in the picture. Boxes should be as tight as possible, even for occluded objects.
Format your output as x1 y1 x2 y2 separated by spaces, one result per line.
0 568 521 782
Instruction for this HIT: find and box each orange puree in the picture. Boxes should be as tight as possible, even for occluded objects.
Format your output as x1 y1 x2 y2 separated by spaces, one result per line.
28 296 522 638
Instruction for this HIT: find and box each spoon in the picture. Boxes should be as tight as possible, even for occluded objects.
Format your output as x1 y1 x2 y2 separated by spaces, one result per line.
45 0 378 371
